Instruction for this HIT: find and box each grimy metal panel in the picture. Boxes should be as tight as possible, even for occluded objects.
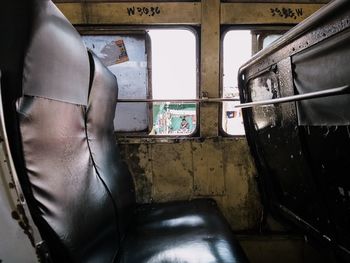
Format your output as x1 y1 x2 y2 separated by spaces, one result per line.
193 140 225 196
0 144 38 263
221 3 323 24
56 2 201 25
238 0 350 260
0 72 38 263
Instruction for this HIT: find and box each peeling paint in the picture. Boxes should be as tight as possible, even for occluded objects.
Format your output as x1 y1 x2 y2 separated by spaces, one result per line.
118 137 262 231
192 141 225 196
120 144 153 203
11 210 20 220
151 142 194 201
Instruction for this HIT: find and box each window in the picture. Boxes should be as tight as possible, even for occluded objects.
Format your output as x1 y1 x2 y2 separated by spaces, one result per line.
83 33 149 132
222 30 252 136
82 29 197 136
149 29 197 135
221 29 286 136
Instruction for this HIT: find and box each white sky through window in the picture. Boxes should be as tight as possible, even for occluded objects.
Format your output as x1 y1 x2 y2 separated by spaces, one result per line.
148 29 196 99
223 30 252 90
222 30 252 136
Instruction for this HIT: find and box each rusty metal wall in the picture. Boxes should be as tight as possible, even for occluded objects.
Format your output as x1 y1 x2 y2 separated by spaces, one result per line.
0 73 40 262
55 0 325 232
0 144 37 263
119 137 262 231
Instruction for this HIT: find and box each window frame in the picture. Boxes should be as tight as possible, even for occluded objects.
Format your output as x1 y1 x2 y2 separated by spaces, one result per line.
77 25 200 138
219 26 291 137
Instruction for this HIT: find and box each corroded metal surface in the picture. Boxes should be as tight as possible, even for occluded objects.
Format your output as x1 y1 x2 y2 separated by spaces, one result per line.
0 73 38 262
0 143 37 263
119 137 263 231
239 0 350 259
240 1 350 79
200 0 220 137
54 0 324 234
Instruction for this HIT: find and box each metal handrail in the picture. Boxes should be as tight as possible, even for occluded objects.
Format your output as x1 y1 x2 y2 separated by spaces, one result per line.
235 85 350 109
116 98 240 103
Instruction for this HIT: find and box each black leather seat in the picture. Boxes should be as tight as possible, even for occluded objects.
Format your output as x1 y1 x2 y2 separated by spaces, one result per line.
14 0 249 262
119 199 248 262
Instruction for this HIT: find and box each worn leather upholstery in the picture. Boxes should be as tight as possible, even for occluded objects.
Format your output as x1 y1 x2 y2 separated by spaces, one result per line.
86 52 136 240
119 199 248 262
18 1 123 261
16 0 249 262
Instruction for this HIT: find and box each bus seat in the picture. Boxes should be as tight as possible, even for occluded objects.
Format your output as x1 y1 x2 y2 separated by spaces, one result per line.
119 199 248 262
15 0 248 262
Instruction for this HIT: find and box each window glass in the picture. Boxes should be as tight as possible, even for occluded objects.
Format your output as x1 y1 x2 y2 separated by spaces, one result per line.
82 29 197 136
222 30 285 135
148 29 197 135
82 34 148 132
262 34 282 49
222 30 252 135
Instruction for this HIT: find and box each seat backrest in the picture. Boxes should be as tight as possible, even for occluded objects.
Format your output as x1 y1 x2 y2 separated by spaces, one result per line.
16 0 135 261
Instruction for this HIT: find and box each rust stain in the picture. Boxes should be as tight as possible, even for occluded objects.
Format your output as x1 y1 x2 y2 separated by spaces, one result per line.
120 144 152 203
118 138 262 230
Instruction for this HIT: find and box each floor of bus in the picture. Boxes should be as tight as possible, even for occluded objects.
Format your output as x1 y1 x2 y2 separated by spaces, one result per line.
238 234 335 263
236 215 337 263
